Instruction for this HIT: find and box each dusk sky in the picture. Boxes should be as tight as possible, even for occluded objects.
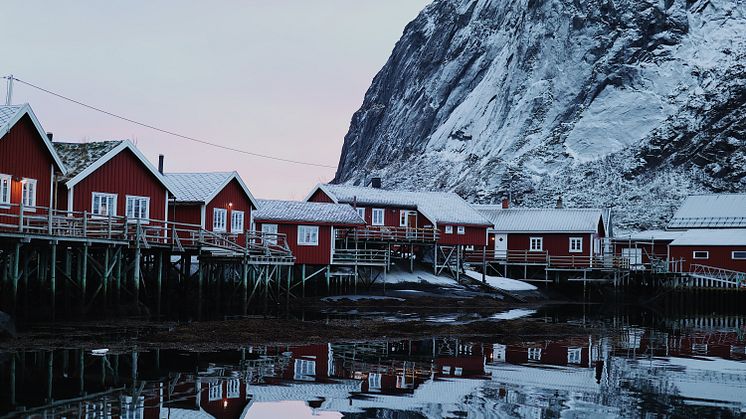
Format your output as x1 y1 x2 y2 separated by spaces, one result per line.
4 1 430 199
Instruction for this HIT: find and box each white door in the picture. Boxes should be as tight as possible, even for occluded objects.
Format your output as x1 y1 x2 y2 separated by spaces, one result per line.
494 233 508 259
622 248 643 269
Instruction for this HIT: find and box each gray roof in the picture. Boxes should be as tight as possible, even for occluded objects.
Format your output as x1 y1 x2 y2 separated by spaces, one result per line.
670 229 746 246
254 199 365 225
311 184 491 226
668 194 746 229
476 207 604 233
0 105 24 129
613 230 684 242
53 141 123 181
164 172 235 203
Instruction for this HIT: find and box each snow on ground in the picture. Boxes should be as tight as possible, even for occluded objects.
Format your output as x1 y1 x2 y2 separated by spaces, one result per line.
463 270 537 291
382 268 460 287
489 309 537 320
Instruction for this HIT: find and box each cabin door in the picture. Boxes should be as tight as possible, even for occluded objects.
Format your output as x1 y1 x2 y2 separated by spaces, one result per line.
493 233 508 259
407 212 417 228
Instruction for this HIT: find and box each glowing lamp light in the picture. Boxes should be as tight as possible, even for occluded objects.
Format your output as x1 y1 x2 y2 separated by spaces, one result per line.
223 400 228 408
229 202 233 208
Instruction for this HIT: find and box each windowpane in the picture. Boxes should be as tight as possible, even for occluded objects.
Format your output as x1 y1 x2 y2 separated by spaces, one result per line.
262 224 278 245
570 237 583 252
213 208 227 232
0 175 10 205
530 237 543 251
457 226 465 235
733 251 746 260
231 210 244 233
372 208 384 225
92 193 117 216
298 225 319 245
445 226 453 234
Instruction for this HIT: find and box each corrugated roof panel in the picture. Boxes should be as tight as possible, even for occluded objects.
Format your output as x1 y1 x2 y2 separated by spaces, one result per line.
668 194 746 229
0 105 24 131
670 229 746 246
476 207 603 233
254 199 365 225
164 172 234 203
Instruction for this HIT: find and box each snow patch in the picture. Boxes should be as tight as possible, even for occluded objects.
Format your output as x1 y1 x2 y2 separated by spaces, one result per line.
463 270 537 291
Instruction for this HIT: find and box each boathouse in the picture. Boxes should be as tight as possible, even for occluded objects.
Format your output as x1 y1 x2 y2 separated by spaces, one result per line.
668 229 746 273
668 194 746 230
0 104 66 218
253 199 365 265
53 140 172 232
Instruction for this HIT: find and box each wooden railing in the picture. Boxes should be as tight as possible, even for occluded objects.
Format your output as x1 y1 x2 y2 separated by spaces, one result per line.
689 264 746 288
464 248 631 270
332 248 389 266
335 225 440 242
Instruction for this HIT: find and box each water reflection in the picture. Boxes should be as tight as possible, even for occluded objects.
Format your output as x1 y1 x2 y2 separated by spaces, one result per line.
1 317 746 418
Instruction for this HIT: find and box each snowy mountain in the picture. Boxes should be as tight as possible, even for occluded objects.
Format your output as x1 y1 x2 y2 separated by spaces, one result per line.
334 0 746 231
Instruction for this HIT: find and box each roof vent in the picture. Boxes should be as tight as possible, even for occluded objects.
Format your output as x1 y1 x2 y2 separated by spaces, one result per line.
556 195 564 209
371 177 382 189
501 196 509 209
158 154 164 174
46 132 53 141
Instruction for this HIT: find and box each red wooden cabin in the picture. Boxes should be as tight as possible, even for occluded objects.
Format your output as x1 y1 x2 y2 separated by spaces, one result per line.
0 104 66 222
253 199 365 265
305 183 491 246
164 171 258 243
53 140 173 238
668 229 746 273
476 205 607 268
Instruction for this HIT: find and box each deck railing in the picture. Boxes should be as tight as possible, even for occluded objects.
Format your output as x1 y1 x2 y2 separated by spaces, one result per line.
335 225 440 242
464 248 631 270
689 264 746 288
332 248 389 266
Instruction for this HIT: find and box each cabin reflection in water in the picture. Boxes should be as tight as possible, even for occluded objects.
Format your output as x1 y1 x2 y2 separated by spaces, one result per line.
2 324 746 418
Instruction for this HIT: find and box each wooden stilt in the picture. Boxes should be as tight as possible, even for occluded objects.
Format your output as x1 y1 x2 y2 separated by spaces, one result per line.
301 264 306 298
81 245 88 310
197 260 203 319
11 243 20 312
50 242 57 319
103 247 110 306
242 260 249 315
156 252 163 317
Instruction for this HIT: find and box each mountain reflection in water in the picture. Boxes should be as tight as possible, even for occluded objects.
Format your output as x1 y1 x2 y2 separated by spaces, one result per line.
1 315 745 418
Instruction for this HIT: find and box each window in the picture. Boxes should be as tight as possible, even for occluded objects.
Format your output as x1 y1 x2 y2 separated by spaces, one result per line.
567 348 582 364
208 381 222 401
0 174 10 206
21 178 36 210
261 223 278 245
454 367 463 376
732 251 746 260
457 226 465 235
293 359 316 381
368 373 382 390
399 210 408 227
125 195 149 222
226 379 240 398
231 210 244 233
442 365 451 375
493 344 507 362
622 248 643 266
356 207 365 220
529 237 543 252
528 347 542 361
569 237 583 253
298 225 319 246
372 208 385 225
445 225 453 234
693 250 709 260
92 192 117 217
213 208 227 232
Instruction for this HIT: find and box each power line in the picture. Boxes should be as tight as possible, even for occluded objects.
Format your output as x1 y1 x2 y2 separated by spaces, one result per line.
2 75 338 169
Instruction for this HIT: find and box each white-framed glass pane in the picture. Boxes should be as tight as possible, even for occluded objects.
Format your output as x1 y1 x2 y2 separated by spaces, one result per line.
530 237 543 251
693 251 709 259
457 226 465 235
125 196 149 221
570 237 583 252
261 223 278 245
208 380 222 401
226 378 240 398
92 193 117 216
231 210 244 233
732 251 746 260
372 208 384 225
568 348 582 364
356 207 365 219
213 208 227 232
298 225 319 245
399 210 407 227
0 174 10 205
528 348 542 361
445 226 453 234
21 178 36 208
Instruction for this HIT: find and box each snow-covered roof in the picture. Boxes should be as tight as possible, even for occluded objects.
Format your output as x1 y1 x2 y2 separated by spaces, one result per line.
669 229 746 246
254 199 365 225
612 230 684 242
1 103 66 173
668 194 746 229
164 171 258 208
53 140 173 193
306 184 491 226
475 206 604 233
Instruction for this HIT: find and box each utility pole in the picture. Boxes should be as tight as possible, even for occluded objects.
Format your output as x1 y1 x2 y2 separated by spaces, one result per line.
5 75 13 105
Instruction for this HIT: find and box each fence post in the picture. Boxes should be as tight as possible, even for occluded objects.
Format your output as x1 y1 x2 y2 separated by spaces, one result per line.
108 214 112 239
47 207 53 235
18 202 24 232
83 211 88 238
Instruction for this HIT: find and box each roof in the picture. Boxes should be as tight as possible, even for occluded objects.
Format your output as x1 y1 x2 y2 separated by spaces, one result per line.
613 230 684 242
53 140 173 193
305 184 491 226
669 229 746 246
668 194 746 229
254 199 365 225
164 171 258 208
475 206 604 233
0 103 66 173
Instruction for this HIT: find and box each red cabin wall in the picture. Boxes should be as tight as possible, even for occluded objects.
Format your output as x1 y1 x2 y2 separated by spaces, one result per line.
613 240 671 265
438 225 488 246
669 245 746 272
170 204 202 226
0 115 55 215
66 149 167 221
308 189 334 203
508 233 594 257
205 178 253 234
257 221 332 265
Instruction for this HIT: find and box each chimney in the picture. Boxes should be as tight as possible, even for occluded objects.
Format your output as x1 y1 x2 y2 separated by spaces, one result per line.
158 154 164 174
501 196 509 209
371 177 382 189
46 132 53 141
556 195 564 209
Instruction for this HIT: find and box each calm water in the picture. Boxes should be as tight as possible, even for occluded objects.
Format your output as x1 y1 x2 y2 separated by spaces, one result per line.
2 307 746 418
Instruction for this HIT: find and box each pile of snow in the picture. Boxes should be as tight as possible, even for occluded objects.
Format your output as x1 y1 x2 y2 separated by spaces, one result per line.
489 309 537 320
463 270 537 291
382 268 460 287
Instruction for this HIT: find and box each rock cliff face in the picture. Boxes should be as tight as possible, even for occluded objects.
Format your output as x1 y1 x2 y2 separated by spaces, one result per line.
334 0 746 231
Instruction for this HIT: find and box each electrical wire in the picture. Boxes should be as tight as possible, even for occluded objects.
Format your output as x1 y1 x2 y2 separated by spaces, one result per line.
2 75 338 169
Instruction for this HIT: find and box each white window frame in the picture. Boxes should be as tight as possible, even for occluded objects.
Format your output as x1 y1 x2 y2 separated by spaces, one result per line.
231 210 245 233
92 192 117 217
368 373 382 390
399 210 408 227
261 223 278 245
21 178 37 211
569 237 583 253
208 380 222 401
567 347 582 364
732 251 746 260
293 359 316 381
493 344 507 362
457 226 465 235
529 237 543 252
213 208 227 232
528 347 542 361
298 225 319 246
372 208 385 226
0 174 11 207
692 250 709 260
125 195 150 223
356 207 365 220
226 378 241 399
445 225 453 234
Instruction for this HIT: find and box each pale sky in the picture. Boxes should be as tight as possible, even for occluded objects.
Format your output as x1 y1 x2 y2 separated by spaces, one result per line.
3 1 431 199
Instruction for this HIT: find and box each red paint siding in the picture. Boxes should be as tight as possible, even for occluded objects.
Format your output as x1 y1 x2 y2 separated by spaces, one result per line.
438 225 488 246
506 233 594 256
669 245 746 272
170 204 202 226
65 149 167 221
308 189 334 203
0 115 55 213
613 240 672 265
205 178 253 234
259 222 332 265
